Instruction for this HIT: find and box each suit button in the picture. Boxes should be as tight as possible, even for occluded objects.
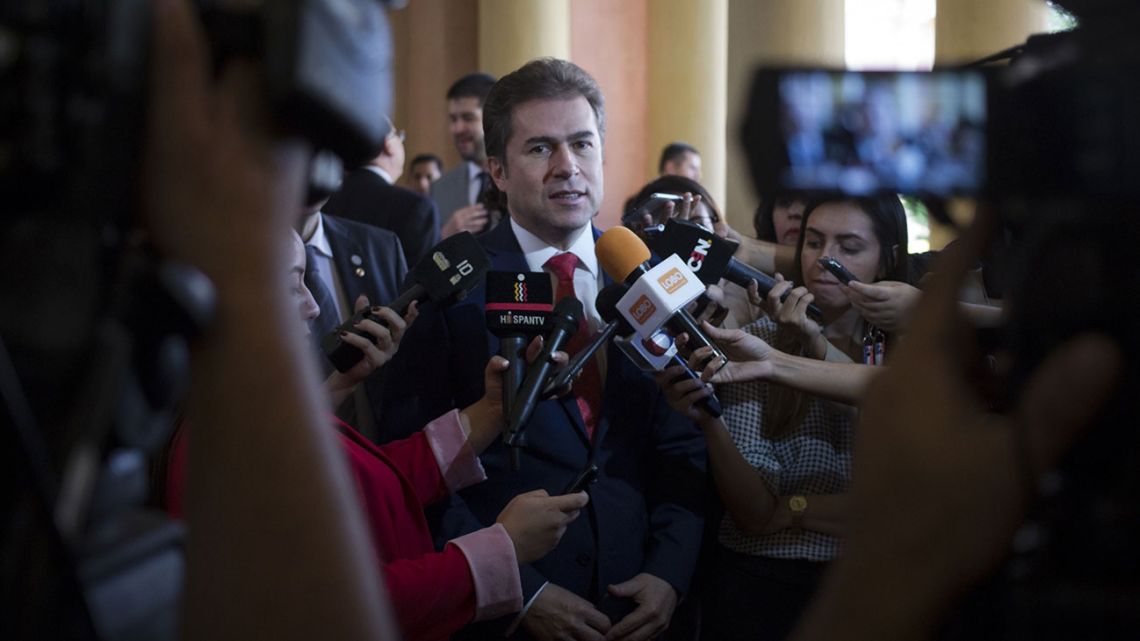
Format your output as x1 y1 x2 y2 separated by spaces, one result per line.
576 553 592 567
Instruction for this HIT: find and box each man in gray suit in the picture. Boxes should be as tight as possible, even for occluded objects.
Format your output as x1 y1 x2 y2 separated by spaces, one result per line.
433 72 500 238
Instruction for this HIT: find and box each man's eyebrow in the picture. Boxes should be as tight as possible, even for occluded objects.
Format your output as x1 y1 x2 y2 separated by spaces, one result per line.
523 131 596 146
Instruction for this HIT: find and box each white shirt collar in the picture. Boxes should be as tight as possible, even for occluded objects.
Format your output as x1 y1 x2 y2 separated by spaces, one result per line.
466 161 483 181
307 213 334 259
510 218 598 278
363 165 394 185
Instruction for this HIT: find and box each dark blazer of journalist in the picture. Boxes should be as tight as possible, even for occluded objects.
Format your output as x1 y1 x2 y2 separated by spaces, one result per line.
381 220 707 630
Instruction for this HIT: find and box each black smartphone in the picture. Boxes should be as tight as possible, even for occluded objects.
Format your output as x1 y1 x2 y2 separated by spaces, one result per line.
562 464 599 494
818 256 859 285
621 192 684 227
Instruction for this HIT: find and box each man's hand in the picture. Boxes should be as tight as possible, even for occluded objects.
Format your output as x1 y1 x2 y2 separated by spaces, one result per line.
441 204 489 238
496 490 588 565
522 582 612 641
841 280 921 333
832 209 1122 627
604 573 677 641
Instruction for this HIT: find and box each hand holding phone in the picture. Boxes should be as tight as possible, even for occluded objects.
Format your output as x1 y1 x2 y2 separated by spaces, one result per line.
818 256 859 285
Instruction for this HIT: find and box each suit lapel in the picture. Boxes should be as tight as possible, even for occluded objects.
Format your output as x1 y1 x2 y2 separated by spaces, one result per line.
324 216 372 310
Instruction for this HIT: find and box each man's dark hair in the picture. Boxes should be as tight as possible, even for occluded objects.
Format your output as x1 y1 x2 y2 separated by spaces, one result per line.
446 73 497 105
658 142 699 174
482 58 605 166
410 153 443 172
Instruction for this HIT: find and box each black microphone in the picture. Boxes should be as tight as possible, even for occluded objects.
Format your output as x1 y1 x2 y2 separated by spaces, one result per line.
650 219 823 323
595 226 727 373
485 271 553 468
596 282 722 418
505 296 583 450
541 282 626 398
321 231 490 372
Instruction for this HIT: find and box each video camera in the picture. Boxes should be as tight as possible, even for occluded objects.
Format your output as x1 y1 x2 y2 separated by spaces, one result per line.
740 2 1139 638
1 1 397 639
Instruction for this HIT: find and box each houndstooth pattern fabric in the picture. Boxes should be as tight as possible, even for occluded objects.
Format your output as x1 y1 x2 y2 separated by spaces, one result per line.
716 317 857 562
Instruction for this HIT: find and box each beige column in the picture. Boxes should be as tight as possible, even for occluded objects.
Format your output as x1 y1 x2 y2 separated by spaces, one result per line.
935 0 1051 65
929 0 1050 248
646 0 729 210
725 0 846 234
388 1 478 175
478 0 571 79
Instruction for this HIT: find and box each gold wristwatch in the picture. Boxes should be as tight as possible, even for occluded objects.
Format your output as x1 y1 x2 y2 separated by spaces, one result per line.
788 495 808 532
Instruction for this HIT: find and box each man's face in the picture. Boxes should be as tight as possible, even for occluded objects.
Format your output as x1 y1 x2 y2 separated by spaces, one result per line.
409 160 441 196
489 96 603 245
664 151 702 182
448 96 485 162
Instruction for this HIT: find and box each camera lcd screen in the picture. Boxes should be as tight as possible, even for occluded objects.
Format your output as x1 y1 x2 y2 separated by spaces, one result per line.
762 70 987 196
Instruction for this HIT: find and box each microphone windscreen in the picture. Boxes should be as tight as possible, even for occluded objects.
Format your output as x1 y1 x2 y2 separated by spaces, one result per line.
596 226 651 283
595 282 630 329
548 296 584 333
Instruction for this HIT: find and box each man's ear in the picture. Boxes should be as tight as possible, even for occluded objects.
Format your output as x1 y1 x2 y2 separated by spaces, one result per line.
487 157 507 188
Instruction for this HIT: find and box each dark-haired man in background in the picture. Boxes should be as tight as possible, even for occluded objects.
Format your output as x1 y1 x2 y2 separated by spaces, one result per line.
433 72 502 238
659 141 702 182
407 153 443 197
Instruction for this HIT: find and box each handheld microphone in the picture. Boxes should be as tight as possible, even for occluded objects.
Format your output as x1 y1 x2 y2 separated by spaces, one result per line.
321 231 490 372
505 296 583 450
595 226 727 374
596 283 722 418
486 272 554 467
541 282 627 398
650 219 823 323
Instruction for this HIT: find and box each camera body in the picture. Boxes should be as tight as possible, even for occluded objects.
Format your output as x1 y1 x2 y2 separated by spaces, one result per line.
1 1 397 639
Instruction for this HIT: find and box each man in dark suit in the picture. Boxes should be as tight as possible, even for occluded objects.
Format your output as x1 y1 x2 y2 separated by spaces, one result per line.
323 119 440 267
301 206 407 440
383 58 705 641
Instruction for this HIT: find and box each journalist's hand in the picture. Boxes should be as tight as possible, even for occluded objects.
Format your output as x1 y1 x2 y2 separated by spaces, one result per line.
842 280 920 333
496 490 588 565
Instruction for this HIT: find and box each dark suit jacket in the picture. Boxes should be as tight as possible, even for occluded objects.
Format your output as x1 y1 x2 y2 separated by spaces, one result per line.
322 214 408 433
324 168 440 267
381 221 706 634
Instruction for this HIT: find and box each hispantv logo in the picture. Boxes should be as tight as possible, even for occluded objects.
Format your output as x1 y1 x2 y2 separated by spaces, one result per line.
499 312 546 327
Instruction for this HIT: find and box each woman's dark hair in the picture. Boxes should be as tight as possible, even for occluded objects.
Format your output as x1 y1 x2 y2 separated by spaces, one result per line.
788 195 910 286
752 191 804 242
626 174 720 223
766 194 909 440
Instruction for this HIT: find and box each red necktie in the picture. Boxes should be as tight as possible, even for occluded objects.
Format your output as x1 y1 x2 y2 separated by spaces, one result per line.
544 253 604 439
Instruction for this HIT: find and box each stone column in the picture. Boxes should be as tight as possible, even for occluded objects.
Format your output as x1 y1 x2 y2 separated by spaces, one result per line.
478 0 571 78
725 0 846 233
645 0 729 210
